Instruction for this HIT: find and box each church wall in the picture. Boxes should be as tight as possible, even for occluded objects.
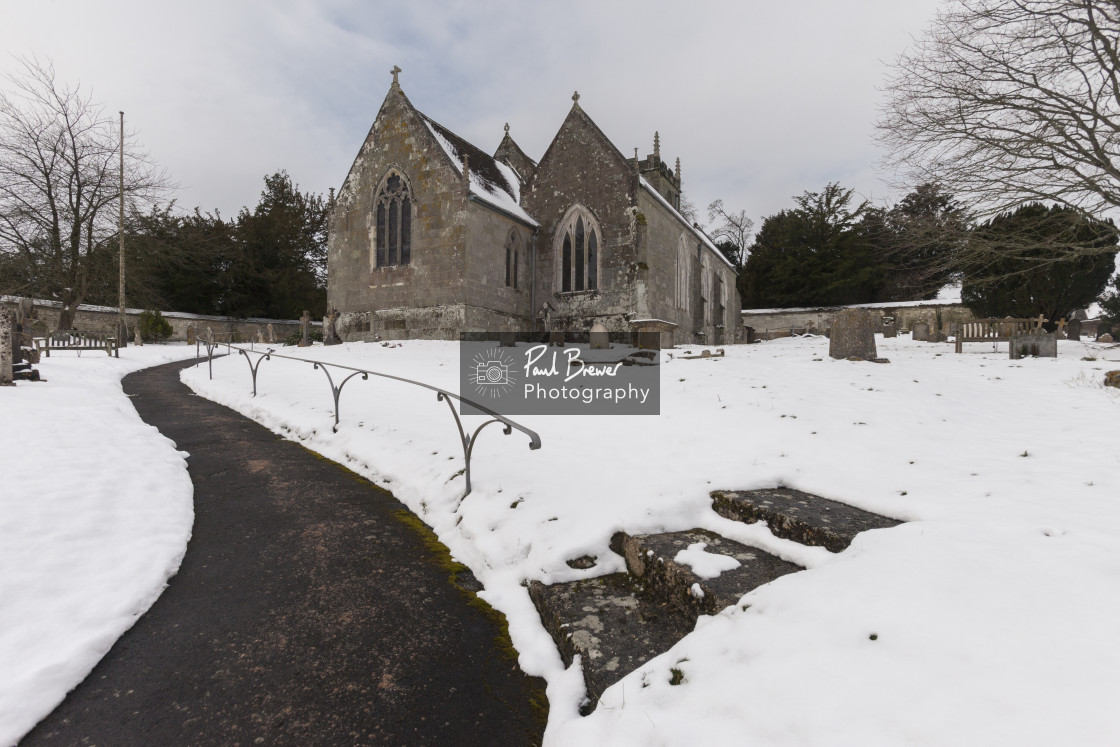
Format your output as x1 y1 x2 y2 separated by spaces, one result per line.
460 202 534 331
523 108 641 336
327 87 471 340
637 190 741 345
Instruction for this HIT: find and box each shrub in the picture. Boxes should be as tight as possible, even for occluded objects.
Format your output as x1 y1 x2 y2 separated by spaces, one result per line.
138 310 173 342
284 328 323 346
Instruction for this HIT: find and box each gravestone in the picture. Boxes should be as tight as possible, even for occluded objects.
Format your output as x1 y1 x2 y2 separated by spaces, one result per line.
186 324 196 345
299 310 311 347
1009 332 1057 359
134 323 144 346
206 325 215 346
743 325 756 344
589 322 609 350
1067 319 1081 341
911 321 930 342
828 309 877 361
1 309 13 386
257 327 265 344
267 323 275 344
1100 333 1114 343
323 308 342 346
881 316 897 339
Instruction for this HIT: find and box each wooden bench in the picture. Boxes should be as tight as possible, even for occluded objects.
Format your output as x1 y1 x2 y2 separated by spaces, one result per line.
35 330 119 358
954 317 1044 353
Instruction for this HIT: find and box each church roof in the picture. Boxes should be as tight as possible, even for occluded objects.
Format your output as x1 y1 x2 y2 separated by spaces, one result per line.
419 113 538 227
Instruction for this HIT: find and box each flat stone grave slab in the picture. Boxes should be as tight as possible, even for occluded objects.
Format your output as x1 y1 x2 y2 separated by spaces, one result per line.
712 488 902 553
529 573 692 711
616 529 801 618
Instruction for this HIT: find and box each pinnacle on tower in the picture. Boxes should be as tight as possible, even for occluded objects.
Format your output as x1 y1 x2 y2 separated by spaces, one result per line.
675 157 681 183
653 131 660 160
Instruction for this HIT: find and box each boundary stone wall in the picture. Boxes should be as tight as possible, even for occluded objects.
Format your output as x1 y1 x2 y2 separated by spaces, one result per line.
0 297 306 343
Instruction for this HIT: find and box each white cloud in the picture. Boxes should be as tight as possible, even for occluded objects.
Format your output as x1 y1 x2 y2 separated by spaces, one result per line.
0 0 941 226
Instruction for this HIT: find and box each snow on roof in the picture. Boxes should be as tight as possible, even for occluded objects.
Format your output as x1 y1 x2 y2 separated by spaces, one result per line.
421 115 539 227
638 177 735 272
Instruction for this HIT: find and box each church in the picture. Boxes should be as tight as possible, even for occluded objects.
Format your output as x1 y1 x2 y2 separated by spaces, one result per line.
326 68 741 345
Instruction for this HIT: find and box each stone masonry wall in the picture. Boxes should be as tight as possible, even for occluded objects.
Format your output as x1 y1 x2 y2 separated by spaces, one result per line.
741 302 975 338
639 189 740 345
0 298 303 342
327 84 470 337
521 103 640 336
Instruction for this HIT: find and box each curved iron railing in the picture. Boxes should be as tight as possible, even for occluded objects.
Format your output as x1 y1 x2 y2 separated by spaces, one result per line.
203 343 541 498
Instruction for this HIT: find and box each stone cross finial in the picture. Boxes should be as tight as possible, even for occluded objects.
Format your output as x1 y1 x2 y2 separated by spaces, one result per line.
391 65 402 85
654 131 660 159
572 91 580 103
504 122 510 133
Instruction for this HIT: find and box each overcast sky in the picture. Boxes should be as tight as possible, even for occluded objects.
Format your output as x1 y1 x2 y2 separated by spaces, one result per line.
1 0 944 233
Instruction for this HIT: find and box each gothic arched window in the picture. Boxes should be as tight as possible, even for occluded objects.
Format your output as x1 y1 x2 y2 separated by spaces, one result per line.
676 234 691 310
374 172 412 268
557 206 600 293
505 231 520 289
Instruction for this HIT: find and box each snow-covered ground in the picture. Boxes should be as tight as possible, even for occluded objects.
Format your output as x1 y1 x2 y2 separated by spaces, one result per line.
5 336 1120 745
177 336 1120 746
0 344 199 747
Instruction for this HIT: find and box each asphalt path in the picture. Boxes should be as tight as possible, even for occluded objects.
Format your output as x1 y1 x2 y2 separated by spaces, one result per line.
22 357 546 746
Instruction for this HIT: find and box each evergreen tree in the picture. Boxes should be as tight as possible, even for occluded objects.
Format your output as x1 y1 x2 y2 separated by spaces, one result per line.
224 171 327 319
961 204 1118 323
874 183 968 301
740 183 886 308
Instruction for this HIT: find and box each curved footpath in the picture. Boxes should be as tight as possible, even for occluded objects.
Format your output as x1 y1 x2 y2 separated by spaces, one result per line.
22 358 546 746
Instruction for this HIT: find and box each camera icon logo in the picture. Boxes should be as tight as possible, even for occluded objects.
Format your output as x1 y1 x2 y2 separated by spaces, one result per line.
470 347 517 399
477 360 510 385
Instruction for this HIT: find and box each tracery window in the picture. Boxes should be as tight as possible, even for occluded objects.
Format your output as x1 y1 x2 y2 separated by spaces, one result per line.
374 172 411 268
557 206 599 293
700 254 711 325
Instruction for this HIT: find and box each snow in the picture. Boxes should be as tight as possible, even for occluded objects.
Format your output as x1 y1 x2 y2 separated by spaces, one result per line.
174 335 1120 746
421 118 539 227
0 344 199 747
7 334 1120 745
673 543 741 579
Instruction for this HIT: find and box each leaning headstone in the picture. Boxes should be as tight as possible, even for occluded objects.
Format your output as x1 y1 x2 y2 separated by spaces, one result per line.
1009 332 1057 359
299 310 311 347
1 309 13 386
186 324 196 346
911 321 930 342
828 309 877 361
1067 319 1081 341
589 322 609 350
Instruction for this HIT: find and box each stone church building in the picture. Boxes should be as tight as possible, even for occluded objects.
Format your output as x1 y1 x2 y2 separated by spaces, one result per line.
327 69 740 345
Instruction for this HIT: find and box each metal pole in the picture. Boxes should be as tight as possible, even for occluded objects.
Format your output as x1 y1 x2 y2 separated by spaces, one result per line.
118 111 127 347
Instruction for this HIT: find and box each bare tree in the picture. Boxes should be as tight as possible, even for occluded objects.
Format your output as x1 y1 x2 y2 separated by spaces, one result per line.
878 0 1120 263
706 199 754 272
0 57 167 328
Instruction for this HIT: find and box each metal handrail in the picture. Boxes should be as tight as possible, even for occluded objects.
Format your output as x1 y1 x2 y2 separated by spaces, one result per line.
203 343 541 499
